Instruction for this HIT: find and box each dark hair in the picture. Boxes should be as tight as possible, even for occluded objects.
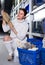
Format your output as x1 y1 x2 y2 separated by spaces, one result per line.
19 8 27 16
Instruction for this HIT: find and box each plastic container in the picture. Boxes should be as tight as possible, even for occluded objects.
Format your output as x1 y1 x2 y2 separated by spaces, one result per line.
27 38 43 50
17 48 41 65
41 48 45 65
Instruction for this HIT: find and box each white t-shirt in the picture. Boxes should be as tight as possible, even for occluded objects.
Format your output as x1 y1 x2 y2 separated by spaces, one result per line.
2 18 28 40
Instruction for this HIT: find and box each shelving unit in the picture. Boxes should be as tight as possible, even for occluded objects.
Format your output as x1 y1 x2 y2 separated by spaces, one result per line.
30 3 45 37
32 33 43 37
31 4 45 14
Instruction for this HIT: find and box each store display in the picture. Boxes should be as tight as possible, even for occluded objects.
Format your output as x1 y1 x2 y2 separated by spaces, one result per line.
32 21 43 34
33 0 45 9
35 0 43 6
41 18 45 34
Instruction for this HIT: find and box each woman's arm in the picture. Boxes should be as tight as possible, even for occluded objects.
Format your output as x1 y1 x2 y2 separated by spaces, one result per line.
1 10 18 35
2 20 10 32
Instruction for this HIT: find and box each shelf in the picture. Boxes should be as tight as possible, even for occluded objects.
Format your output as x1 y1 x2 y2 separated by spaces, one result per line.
32 33 43 37
30 4 45 14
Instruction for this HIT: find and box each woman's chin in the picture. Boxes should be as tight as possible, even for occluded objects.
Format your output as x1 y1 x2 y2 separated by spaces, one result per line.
17 17 21 20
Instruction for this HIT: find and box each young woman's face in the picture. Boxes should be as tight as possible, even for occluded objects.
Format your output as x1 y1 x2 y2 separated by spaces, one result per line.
17 10 25 20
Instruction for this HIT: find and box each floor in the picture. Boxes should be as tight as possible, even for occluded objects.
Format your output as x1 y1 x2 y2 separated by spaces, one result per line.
0 35 21 65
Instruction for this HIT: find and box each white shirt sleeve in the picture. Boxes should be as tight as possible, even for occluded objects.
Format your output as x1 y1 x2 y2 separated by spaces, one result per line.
2 24 10 32
17 23 28 40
